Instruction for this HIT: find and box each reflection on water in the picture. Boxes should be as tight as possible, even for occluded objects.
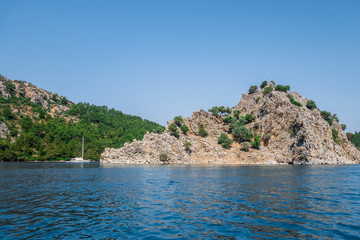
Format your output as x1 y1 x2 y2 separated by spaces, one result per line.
1 163 360 239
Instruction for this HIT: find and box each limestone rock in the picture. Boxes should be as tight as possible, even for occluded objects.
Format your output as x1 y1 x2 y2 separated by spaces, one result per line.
101 85 360 165
0 123 10 139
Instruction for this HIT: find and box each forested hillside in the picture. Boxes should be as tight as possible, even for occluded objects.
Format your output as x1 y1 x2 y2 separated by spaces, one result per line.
0 75 164 161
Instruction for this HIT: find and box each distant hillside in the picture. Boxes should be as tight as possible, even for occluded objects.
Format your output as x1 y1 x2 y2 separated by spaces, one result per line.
0 75 164 161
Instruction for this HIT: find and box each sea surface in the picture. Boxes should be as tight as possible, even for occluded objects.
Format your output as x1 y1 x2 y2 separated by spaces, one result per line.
0 162 360 239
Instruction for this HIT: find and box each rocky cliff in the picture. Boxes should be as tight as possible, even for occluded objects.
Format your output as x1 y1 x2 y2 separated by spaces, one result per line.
101 83 360 165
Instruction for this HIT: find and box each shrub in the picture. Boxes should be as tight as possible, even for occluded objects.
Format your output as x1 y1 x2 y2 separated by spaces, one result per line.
287 95 302 107
184 141 192 153
232 125 253 143
218 106 231 115
223 116 235 124
233 109 240 119
180 125 189 134
251 135 261 149
168 123 179 138
275 85 290 92
320 111 333 125
270 80 276 85
159 152 170 163
153 126 165 134
218 132 233 149
240 142 250 152
3 107 15 120
174 116 184 127
341 124 347 131
263 133 271 145
198 124 208 137
249 85 258 94
245 114 254 123
332 129 340 144
263 86 273 96
306 100 317 110
260 81 268 89
208 106 219 116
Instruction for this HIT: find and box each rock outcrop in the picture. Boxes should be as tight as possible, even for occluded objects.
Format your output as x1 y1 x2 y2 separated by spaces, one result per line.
101 84 360 165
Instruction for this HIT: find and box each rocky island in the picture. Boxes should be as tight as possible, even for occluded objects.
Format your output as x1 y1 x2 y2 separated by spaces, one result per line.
101 82 360 165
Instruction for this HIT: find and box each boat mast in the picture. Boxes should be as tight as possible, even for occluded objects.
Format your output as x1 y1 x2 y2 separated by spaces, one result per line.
82 137 84 159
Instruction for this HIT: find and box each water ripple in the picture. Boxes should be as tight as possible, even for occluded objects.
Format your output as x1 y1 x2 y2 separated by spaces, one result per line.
1 163 360 239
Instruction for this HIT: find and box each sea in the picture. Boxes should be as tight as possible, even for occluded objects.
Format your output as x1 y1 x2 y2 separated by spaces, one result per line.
0 162 359 239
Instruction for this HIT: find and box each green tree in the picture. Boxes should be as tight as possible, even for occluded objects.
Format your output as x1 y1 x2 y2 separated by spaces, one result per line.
208 106 219 116
263 86 273 95
251 135 261 149
260 81 268 89
306 100 317 110
233 109 240 119
168 123 179 138
249 85 258 94
218 132 233 149
174 116 184 127
180 125 188 134
198 124 208 137
232 125 253 143
275 85 290 92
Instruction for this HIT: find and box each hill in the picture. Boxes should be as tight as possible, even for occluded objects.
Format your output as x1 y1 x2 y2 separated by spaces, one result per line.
0 75 164 161
101 81 360 164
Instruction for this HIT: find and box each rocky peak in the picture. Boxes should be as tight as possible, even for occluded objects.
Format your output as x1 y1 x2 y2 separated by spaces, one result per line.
101 83 360 165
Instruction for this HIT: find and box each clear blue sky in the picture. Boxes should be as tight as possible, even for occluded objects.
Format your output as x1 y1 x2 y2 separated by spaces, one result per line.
1 0 359 132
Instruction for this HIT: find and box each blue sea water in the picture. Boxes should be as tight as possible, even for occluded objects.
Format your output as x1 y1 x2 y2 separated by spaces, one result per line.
0 163 360 239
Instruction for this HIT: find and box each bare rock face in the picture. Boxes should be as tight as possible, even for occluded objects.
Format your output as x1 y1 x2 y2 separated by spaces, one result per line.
0 123 10 139
101 85 360 165
0 75 71 116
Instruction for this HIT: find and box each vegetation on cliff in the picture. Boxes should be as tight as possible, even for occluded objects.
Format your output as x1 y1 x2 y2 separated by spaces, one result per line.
0 75 163 161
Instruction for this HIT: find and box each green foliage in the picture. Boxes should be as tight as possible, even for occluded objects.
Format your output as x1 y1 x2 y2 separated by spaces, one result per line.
251 135 261 149
249 85 258 94
320 111 333 125
270 80 276 85
232 125 253 143
260 81 268 89
184 141 192 152
223 116 235 124
306 100 317 110
61 97 69 105
3 107 15 120
275 85 290 92
208 106 219 116
159 152 169 163
218 106 231 115
263 86 273 95
244 114 254 123
198 124 208 137
240 142 250 152
233 109 240 119
180 125 189 134
287 95 302 107
218 132 233 149
168 123 179 138
4 81 16 97
0 101 163 161
341 124 347 131
332 129 340 144
349 131 360 148
153 126 165 134
173 116 184 127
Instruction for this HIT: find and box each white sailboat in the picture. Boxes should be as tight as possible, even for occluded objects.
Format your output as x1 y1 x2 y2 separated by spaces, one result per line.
69 137 90 162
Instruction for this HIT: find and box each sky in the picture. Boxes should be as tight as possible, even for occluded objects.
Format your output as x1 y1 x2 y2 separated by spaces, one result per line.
0 0 359 132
